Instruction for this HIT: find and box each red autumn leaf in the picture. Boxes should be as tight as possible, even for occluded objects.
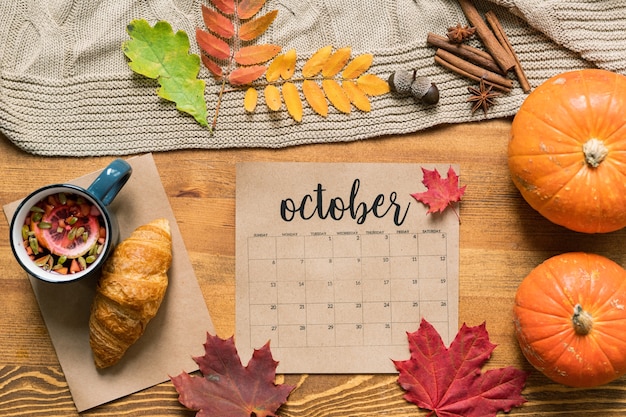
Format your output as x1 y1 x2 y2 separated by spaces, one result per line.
239 10 278 41
171 333 294 417
237 0 266 20
210 0 235 16
201 54 223 78
201 4 235 39
234 44 281 66
196 28 230 60
229 65 267 85
411 166 466 216
393 319 528 417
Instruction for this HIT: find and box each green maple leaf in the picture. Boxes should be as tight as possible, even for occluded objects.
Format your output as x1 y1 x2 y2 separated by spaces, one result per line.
123 19 209 128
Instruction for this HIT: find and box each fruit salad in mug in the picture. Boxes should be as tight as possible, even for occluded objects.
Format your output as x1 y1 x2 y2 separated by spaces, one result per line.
21 192 106 275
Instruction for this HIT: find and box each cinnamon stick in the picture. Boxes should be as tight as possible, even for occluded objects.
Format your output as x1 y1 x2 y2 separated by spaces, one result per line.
434 48 513 92
426 32 503 75
458 0 516 73
485 10 531 93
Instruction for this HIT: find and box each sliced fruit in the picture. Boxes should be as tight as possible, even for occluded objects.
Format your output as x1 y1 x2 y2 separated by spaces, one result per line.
31 204 101 259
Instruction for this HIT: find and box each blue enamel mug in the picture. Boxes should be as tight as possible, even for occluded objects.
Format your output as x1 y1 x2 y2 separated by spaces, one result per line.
9 159 132 283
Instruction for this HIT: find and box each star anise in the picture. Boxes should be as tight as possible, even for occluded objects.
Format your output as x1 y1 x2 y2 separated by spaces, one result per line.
467 78 500 116
447 23 476 43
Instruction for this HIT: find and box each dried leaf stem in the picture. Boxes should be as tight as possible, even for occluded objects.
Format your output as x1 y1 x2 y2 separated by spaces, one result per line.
212 77 227 130
484 11 531 93
458 0 516 73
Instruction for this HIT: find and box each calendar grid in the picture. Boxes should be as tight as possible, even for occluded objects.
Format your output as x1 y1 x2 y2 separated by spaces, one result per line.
246 231 450 350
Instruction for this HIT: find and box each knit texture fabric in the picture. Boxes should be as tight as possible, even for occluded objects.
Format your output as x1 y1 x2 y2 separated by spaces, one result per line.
0 0 624 156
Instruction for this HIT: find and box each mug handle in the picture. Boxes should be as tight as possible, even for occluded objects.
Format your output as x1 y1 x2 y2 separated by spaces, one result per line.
87 159 132 206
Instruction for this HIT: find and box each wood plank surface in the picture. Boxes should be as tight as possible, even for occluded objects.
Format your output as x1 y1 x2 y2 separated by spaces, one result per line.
2 119 626 416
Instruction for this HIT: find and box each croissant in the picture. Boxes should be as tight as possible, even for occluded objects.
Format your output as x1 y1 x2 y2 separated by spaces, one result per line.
89 218 172 368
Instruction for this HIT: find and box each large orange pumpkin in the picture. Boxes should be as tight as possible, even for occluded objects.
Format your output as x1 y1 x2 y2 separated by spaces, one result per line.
508 69 626 233
513 252 626 387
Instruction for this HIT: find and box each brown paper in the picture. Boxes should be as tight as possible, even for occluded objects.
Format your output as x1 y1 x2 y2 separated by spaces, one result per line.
235 162 459 374
3 154 214 412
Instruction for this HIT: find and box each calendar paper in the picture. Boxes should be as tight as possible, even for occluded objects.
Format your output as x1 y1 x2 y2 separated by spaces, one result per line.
235 162 459 373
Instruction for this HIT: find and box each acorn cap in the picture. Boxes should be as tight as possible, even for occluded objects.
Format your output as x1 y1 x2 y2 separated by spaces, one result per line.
411 76 439 105
388 69 414 95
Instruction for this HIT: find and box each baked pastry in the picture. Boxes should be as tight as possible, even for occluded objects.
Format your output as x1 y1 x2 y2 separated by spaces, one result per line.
89 218 172 368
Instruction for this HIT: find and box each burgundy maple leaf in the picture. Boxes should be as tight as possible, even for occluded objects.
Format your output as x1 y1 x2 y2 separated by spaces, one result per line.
411 166 466 220
171 333 294 417
393 319 528 417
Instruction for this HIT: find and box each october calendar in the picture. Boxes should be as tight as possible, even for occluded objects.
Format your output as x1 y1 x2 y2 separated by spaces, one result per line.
236 162 459 373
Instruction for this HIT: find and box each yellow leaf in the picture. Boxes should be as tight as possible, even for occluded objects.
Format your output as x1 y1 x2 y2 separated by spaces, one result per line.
322 47 351 78
282 82 303 122
342 81 371 112
244 87 258 112
357 74 391 96
234 44 281 65
237 0 266 20
264 84 282 111
322 79 351 114
239 10 278 41
302 80 328 117
281 49 297 80
265 54 284 82
302 45 333 78
342 53 373 79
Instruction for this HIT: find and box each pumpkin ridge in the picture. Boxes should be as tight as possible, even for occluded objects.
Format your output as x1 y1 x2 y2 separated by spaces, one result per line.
580 332 619 377
517 107 584 146
589 71 624 144
605 123 626 147
589 277 626 318
540 332 580 369
515 322 572 345
586 321 626 344
532 162 623 233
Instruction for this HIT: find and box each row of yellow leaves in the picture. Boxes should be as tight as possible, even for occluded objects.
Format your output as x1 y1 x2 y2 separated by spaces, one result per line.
243 46 390 122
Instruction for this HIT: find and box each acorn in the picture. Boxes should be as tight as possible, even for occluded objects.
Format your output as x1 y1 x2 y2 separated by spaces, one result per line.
388 69 414 96
410 76 439 105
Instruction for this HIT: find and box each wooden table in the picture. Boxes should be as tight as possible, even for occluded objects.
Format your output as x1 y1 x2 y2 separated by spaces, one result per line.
2 119 626 416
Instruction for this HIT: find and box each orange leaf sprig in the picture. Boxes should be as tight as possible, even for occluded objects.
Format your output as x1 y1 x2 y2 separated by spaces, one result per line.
197 0 389 124
198 0 281 85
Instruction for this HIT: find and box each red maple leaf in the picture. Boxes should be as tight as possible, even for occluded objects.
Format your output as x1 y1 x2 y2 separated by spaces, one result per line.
393 319 528 417
170 333 294 417
411 166 466 220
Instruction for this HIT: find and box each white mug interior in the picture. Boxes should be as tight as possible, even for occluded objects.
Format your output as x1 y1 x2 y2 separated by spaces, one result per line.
10 185 112 283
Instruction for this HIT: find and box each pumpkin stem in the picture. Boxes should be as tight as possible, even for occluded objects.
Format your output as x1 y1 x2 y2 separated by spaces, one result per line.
583 138 608 168
572 304 593 335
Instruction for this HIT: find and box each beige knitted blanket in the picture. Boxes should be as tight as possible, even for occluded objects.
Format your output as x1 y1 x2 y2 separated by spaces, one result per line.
0 0 624 156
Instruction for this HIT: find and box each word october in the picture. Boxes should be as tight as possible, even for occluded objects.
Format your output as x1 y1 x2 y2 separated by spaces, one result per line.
280 179 410 226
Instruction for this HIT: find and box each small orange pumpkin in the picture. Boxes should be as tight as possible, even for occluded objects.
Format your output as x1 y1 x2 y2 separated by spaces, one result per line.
508 69 626 233
513 252 626 387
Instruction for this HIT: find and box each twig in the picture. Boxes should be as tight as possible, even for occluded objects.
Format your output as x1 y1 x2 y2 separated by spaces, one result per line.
212 77 227 131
